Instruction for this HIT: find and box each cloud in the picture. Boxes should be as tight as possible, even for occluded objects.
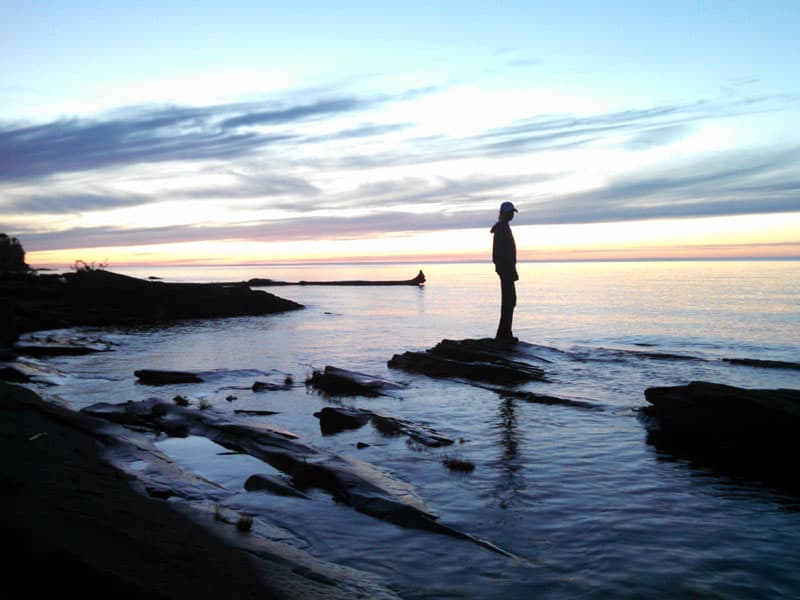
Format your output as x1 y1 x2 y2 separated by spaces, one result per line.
0 94 385 182
220 98 363 128
173 171 321 200
526 147 800 224
2 192 149 215
468 96 796 157
12 211 480 253
0 106 278 181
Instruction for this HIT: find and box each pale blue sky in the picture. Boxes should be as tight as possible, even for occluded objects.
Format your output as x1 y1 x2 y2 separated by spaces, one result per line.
2 1 799 263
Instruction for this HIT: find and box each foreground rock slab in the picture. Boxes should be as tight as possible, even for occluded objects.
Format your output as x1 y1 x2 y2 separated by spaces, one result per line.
83 398 513 556
1 383 391 599
388 338 546 385
640 381 800 486
641 381 800 442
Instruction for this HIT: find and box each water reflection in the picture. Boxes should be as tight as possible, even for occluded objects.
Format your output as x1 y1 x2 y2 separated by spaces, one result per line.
493 397 525 509
646 432 800 506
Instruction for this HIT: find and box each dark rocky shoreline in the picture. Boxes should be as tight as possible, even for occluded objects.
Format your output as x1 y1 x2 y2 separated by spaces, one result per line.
1 268 303 347
1 382 391 599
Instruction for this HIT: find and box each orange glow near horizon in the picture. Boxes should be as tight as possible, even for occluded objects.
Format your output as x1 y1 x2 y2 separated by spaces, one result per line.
24 212 800 269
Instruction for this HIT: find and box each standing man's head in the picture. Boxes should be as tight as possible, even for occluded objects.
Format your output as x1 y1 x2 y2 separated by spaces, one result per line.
499 201 518 222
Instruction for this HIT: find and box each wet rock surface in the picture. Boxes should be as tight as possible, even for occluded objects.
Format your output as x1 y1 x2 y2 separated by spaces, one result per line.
307 365 406 397
388 338 547 385
640 381 800 491
82 398 513 556
245 473 311 499
0 383 399 599
641 381 800 441
494 387 602 410
314 405 454 447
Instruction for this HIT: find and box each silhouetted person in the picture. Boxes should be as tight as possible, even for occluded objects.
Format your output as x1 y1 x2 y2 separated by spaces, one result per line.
491 202 518 342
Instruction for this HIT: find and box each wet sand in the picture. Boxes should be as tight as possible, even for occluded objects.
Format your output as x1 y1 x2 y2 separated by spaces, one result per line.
0 382 385 599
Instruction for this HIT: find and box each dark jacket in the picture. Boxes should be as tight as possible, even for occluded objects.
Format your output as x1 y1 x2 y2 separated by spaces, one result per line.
491 220 518 281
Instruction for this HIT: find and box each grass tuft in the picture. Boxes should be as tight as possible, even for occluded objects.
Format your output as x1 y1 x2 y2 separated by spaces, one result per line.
442 456 475 473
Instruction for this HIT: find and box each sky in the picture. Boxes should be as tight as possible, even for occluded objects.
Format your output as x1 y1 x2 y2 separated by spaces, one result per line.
2 0 799 267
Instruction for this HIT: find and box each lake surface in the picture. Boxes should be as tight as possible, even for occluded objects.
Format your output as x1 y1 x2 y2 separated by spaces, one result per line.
20 260 800 598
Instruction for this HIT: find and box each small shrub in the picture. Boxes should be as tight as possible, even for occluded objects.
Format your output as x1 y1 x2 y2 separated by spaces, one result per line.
71 259 109 272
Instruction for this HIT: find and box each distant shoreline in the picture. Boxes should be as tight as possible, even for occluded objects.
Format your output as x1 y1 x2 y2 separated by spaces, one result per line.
27 256 800 271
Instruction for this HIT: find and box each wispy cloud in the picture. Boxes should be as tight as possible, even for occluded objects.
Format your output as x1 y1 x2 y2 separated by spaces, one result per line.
525 147 800 224
4 192 150 214
0 91 407 181
220 98 364 128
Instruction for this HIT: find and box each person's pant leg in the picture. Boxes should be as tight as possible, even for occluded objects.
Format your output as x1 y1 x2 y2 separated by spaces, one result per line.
496 274 516 339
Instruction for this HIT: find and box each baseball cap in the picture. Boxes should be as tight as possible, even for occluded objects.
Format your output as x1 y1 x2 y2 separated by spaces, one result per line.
500 201 518 213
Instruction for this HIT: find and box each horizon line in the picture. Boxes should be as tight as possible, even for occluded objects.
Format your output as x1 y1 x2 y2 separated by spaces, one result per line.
29 255 800 271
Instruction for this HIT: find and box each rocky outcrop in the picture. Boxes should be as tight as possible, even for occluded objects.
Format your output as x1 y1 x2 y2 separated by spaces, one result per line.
82 398 513 556
388 338 546 385
640 382 800 490
0 268 303 343
244 473 311 499
314 406 454 447
0 366 30 383
307 366 406 397
640 381 800 452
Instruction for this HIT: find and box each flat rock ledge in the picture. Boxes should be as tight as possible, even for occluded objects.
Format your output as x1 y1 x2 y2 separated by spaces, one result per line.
0 383 395 600
82 398 513 557
640 381 800 463
388 338 546 385
314 406 454 447
307 365 406 397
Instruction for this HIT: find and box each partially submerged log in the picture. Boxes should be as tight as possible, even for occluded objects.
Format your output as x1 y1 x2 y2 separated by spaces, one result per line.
388 338 546 385
314 406 454 447
248 270 426 287
135 369 204 385
306 366 406 397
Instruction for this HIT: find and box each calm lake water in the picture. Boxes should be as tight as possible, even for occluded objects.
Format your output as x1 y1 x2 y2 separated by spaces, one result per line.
20 260 800 598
